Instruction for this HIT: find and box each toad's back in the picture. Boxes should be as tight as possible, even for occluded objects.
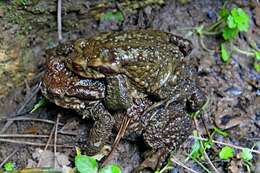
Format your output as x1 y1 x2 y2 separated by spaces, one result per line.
66 30 193 94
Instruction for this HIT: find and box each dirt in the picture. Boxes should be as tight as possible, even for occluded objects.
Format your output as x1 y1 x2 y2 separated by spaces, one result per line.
0 0 259 173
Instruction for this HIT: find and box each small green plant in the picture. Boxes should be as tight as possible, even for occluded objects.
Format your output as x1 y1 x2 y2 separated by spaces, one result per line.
240 147 253 172
220 43 230 63
240 148 253 162
100 10 124 23
99 164 122 173
3 162 15 171
222 8 249 40
189 133 213 160
218 146 254 165
219 146 234 160
75 148 122 173
190 137 203 159
196 6 259 71
254 51 260 71
213 127 229 137
30 98 47 113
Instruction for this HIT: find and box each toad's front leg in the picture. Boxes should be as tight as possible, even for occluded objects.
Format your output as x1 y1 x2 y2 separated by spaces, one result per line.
104 74 133 112
81 102 115 156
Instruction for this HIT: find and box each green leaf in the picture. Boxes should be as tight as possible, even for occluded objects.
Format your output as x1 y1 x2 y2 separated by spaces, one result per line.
230 8 250 32
220 43 230 62
254 62 260 72
219 146 234 160
203 140 213 150
213 127 229 137
241 148 253 161
222 27 238 40
99 164 122 173
75 155 98 173
227 15 236 29
255 51 260 71
76 147 81 156
4 162 14 171
255 51 260 61
100 10 124 23
190 138 201 159
219 7 229 19
30 98 47 113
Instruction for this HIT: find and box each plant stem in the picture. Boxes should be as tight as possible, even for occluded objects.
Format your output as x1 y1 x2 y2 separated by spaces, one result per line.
199 37 215 53
202 30 222 36
171 157 201 173
232 46 255 57
207 19 224 32
192 158 212 173
192 136 260 155
159 164 173 173
194 118 220 173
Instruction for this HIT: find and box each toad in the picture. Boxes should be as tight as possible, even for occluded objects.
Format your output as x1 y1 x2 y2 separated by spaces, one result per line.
41 30 206 171
65 29 193 100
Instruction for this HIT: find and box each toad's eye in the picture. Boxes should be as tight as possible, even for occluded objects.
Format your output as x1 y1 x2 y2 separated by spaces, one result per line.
72 57 87 69
72 61 84 72
65 56 86 73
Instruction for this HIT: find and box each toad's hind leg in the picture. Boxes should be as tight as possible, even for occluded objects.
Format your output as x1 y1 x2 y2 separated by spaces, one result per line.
137 101 192 171
83 103 115 156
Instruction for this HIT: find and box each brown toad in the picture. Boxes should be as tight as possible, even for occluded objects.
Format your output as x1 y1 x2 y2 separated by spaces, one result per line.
65 29 192 99
41 47 115 155
41 30 206 171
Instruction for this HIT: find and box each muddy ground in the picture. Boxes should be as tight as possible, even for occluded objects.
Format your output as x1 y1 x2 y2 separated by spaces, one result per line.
0 0 259 173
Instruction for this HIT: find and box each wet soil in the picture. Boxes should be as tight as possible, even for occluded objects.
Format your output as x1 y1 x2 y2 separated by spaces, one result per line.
0 0 259 173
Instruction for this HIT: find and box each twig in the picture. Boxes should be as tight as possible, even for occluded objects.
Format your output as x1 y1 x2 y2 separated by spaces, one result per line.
0 149 18 167
16 83 40 115
0 134 49 138
0 139 73 148
232 45 255 57
193 117 220 173
192 136 260 155
57 0 62 41
37 127 55 167
54 114 61 168
0 83 41 134
4 117 64 126
191 157 212 173
0 132 75 138
57 130 77 136
0 168 62 173
171 156 200 173
103 116 131 165
200 116 211 140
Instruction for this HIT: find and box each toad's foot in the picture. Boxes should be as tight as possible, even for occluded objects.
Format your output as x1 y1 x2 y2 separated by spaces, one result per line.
131 148 168 173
